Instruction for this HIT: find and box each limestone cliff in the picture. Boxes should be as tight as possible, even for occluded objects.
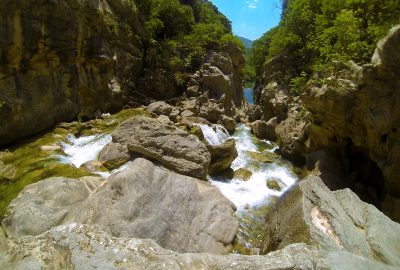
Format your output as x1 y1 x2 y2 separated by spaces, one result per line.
255 25 400 221
0 0 144 146
0 0 246 147
303 25 400 220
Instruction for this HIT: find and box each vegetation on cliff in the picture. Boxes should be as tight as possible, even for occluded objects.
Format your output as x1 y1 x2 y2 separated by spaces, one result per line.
252 0 400 95
134 0 244 90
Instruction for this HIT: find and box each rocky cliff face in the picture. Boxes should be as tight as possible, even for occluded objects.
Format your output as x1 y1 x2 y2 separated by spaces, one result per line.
186 43 246 120
303 25 400 221
0 0 146 146
254 25 400 221
0 0 246 147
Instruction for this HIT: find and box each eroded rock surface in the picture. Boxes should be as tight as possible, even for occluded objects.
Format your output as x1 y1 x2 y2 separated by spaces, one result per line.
112 116 211 179
2 158 238 254
207 138 238 175
0 0 144 146
262 176 400 268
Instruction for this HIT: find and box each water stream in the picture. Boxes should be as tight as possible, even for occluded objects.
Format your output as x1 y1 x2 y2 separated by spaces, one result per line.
11 119 297 254
198 123 298 253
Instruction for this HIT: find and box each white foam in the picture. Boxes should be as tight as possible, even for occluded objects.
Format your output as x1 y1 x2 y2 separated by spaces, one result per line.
60 134 112 168
209 124 298 211
195 124 230 145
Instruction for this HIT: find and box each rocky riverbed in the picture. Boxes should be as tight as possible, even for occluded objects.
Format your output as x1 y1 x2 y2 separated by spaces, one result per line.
1 106 400 269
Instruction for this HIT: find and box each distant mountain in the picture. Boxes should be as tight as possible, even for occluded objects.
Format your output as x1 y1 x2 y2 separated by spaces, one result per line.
238 36 253 49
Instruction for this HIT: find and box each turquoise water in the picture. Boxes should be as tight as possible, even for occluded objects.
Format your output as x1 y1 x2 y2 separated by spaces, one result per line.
244 88 254 104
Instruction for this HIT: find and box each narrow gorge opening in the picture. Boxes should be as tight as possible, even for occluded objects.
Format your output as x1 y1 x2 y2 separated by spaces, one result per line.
345 143 385 208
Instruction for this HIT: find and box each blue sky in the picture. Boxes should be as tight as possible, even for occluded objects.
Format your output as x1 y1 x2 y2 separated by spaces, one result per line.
210 0 282 41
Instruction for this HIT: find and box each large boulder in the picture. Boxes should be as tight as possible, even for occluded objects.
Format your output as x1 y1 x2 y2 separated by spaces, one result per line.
262 176 400 268
2 176 104 237
256 82 290 122
146 101 175 116
207 138 238 175
0 0 144 146
98 142 130 170
251 118 278 142
111 116 211 179
2 158 238 254
275 108 309 164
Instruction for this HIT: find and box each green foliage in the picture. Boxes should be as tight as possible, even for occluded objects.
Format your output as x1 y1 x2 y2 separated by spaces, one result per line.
252 0 400 94
289 72 308 96
132 0 241 90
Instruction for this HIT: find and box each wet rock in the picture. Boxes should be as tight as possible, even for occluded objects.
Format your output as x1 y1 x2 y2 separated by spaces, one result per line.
207 138 238 175
245 151 277 163
251 118 277 142
220 168 235 179
234 168 253 181
266 178 283 191
221 115 236 134
80 160 108 173
146 101 175 116
262 176 400 269
188 126 205 141
112 116 211 179
98 142 130 170
3 158 238 254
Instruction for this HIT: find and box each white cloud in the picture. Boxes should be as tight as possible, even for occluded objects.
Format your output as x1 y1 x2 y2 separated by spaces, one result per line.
246 0 258 9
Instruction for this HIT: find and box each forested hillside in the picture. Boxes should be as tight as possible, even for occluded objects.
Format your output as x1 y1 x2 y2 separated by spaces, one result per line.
252 0 400 95
135 0 244 92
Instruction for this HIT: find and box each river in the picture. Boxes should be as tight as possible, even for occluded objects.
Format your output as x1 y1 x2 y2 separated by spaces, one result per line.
0 109 298 254
54 121 298 253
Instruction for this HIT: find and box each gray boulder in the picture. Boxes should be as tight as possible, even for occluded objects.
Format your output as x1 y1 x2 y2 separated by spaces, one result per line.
199 100 225 123
2 158 238 254
262 176 400 268
251 118 278 141
112 116 211 179
98 142 130 170
2 176 103 238
221 115 236 134
207 138 238 175
146 101 175 116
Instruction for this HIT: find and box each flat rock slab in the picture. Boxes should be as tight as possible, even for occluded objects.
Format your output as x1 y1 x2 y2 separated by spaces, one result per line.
112 116 211 179
1 224 396 270
2 158 238 254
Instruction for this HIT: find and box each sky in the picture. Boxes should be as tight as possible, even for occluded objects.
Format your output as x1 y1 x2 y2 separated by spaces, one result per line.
210 0 282 41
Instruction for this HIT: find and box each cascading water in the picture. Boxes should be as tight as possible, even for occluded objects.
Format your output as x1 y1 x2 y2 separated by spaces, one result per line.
198 123 298 253
58 134 112 168
55 133 130 178
55 122 298 254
